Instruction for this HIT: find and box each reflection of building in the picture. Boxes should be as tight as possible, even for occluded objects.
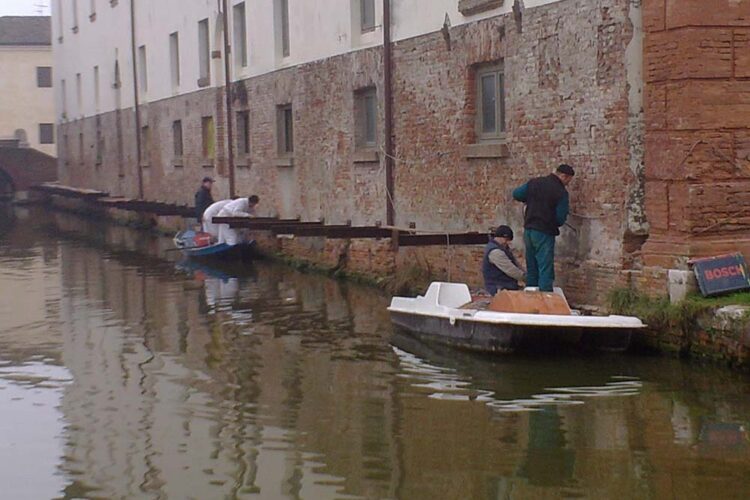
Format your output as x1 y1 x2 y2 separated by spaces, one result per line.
8 211 750 498
0 16 56 156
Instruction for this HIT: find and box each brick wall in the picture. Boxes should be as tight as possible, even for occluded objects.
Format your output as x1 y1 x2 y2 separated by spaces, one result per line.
642 0 750 269
58 0 645 307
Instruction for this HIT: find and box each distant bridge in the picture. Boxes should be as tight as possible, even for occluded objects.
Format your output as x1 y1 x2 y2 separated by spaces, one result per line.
0 147 57 199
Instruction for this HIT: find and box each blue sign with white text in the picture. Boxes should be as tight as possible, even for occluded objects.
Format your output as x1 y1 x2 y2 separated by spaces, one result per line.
692 253 750 297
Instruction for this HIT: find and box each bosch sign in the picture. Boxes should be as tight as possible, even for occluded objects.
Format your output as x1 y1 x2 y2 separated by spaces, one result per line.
692 253 750 297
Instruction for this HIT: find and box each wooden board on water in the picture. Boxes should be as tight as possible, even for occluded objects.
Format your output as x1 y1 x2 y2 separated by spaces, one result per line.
489 290 572 315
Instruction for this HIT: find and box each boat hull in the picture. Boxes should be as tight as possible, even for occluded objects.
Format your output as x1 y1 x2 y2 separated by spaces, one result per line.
390 311 632 354
183 241 257 261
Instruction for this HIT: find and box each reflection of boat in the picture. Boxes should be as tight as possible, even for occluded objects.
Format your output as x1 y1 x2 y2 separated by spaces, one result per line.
388 282 645 354
391 331 642 412
173 229 257 261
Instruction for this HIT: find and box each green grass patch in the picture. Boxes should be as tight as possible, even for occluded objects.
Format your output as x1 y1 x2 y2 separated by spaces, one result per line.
682 290 750 308
608 288 713 333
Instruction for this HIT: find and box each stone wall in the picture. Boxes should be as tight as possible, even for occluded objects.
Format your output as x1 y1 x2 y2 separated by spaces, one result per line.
58 0 645 307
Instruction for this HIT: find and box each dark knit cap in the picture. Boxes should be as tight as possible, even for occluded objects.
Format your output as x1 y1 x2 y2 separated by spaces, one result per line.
557 164 575 176
494 225 514 240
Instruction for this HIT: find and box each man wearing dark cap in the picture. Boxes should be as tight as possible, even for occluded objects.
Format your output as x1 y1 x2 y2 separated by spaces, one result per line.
482 225 526 295
512 164 575 292
194 177 215 227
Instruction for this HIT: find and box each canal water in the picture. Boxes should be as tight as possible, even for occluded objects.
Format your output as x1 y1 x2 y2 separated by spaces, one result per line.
1 207 750 499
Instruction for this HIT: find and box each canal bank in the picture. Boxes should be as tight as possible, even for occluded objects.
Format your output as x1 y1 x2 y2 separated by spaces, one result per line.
25 199 750 371
2 205 750 499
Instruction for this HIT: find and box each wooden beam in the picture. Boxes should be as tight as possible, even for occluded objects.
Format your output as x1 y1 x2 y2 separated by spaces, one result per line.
397 232 490 247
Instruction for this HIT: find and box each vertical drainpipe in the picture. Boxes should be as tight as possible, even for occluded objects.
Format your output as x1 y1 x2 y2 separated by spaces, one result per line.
222 0 236 198
129 0 144 199
383 0 395 226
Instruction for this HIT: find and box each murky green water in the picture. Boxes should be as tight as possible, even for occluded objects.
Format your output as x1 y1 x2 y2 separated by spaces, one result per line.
1 207 750 499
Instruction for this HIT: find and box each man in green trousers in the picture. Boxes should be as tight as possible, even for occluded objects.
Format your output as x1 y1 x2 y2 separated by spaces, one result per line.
512 164 575 292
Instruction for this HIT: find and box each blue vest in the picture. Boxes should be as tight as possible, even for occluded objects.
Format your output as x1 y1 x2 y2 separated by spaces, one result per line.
482 240 521 295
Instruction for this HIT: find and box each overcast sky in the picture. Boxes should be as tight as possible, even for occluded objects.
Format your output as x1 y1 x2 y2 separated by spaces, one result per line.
0 0 50 16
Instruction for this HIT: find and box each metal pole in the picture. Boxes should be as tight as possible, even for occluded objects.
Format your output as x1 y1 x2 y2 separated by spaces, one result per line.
221 0 236 198
383 0 395 226
129 0 144 199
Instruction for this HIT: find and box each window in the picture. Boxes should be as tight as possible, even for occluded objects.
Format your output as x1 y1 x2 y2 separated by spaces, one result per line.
37 67 52 88
237 111 250 155
173 120 183 157
360 0 375 32
355 87 377 148
198 19 210 86
202 116 215 159
95 117 104 164
475 63 505 141
113 59 121 89
39 124 54 144
169 32 180 89
277 104 293 154
57 0 64 41
60 79 67 117
93 65 100 112
140 125 150 164
72 0 79 32
75 73 82 116
233 2 248 68
62 133 69 163
138 45 148 93
277 0 290 58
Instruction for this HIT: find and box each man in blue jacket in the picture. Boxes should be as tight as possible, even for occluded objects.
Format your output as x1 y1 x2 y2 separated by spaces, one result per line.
512 164 575 292
194 176 215 228
482 225 526 295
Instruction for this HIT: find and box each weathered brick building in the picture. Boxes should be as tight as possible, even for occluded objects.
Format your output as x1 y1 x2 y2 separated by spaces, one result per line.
52 0 750 307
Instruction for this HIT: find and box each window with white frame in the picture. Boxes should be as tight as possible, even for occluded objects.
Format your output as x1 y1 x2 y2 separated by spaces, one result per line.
276 0 290 58
72 0 79 32
198 19 210 86
75 73 82 116
170 32 180 89
138 45 148 94
475 63 505 142
93 65 100 112
60 78 67 118
360 0 375 32
233 2 248 68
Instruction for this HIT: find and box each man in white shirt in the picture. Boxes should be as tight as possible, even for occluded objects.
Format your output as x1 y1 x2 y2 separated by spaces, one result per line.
201 199 233 241
217 195 260 245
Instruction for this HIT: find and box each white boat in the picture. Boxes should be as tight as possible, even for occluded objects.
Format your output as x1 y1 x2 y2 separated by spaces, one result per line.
388 282 646 354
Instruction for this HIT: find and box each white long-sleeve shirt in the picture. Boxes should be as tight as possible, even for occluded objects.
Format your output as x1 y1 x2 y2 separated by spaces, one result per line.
217 198 257 218
202 199 232 223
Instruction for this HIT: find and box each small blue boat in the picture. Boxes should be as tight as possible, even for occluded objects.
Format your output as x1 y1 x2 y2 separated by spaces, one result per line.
173 230 257 261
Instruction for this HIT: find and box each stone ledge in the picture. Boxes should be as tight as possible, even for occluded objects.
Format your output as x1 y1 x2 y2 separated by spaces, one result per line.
463 142 509 159
458 0 504 16
275 157 295 167
353 149 379 164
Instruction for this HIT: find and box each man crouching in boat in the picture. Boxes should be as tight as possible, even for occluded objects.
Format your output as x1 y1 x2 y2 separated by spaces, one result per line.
482 225 526 295
217 195 260 245
202 199 233 242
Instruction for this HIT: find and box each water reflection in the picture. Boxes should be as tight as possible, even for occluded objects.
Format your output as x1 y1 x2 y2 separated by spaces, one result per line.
0 208 749 499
